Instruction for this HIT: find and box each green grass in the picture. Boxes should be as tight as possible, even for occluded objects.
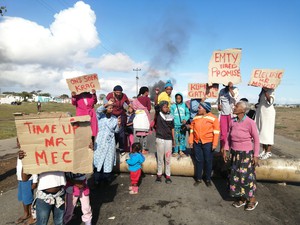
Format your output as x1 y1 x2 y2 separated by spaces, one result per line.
0 102 76 139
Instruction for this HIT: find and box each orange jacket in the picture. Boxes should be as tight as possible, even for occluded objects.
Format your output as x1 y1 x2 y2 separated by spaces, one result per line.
188 112 220 148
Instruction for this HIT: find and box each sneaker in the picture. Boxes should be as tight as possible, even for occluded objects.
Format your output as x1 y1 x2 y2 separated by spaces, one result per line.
128 186 132 191
261 152 272 160
155 176 162 183
205 180 212 187
179 151 185 157
129 186 138 194
259 151 266 159
165 177 172 184
193 179 202 186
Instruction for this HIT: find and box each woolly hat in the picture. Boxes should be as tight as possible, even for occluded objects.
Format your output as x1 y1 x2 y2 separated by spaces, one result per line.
200 102 211 113
164 80 173 89
113 85 123 91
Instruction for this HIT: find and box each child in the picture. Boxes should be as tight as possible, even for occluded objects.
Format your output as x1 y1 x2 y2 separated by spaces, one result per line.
16 150 38 225
154 101 175 184
189 102 220 187
94 101 121 184
64 173 92 225
125 104 135 152
170 93 190 157
126 142 145 194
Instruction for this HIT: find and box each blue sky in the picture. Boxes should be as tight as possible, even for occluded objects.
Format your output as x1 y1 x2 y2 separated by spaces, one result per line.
0 0 299 103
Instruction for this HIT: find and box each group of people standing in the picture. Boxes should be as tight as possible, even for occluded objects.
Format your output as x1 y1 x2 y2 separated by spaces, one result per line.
16 80 276 224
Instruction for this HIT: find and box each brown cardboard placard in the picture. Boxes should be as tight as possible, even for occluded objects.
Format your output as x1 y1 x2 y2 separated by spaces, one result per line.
66 73 100 94
248 69 284 89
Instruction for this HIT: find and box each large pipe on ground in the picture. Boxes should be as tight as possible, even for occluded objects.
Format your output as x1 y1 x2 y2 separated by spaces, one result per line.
115 153 300 183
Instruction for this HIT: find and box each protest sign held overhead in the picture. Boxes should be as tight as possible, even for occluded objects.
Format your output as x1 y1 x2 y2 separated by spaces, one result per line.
15 113 93 174
208 48 242 85
66 73 100 94
248 69 284 89
188 83 219 99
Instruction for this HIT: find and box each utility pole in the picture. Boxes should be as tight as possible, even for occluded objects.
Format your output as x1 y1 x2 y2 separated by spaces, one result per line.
133 68 141 96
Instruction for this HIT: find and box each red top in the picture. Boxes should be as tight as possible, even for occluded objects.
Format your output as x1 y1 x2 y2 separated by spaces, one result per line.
106 92 130 116
137 96 151 112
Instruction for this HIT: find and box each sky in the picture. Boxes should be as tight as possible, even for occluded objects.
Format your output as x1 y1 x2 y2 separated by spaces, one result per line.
0 0 299 104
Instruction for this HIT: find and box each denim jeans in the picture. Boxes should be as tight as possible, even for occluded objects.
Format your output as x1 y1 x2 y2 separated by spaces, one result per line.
36 197 65 225
193 142 213 181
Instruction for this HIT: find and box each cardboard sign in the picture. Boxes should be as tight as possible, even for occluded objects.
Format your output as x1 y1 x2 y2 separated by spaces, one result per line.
208 48 242 85
15 113 93 174
188 83 219 99
248 69 284 89
66 73 100 94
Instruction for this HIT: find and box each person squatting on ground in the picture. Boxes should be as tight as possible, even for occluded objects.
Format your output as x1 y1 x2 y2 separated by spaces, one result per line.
154 101 175 184
126 142 145 194
222 101 260 211
16 142 38 225
93 102 121 185
189 102 220 187
71 89 98 143
217 81 239 149
125 104 135 152
255 88 276 160
64 173 92 225
170 93 190 157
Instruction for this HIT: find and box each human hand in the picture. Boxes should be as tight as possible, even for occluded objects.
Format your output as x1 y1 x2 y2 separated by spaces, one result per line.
252 157 259 167
212 146 216 152
228 82 233 89
89 141 94 150
107 98 115 105
155 88 160 95
91 89 96 94
182 120 186 124
18 150 26 160
71 91 76 97
189 143 193 148
221 148 228 162
218 104 222 111
32 183 37 190
117 116 121 126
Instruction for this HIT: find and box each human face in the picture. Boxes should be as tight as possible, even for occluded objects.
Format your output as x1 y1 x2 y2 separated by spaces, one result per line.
233 103 245 115
175 95 182 104
106 105 113 114
165 87 172 96
161 104 169 113
114 91 122 98
128 106 134 113
198 105 206 115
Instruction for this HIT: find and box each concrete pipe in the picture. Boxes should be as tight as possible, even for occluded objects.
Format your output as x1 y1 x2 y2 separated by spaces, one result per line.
115 153 300 183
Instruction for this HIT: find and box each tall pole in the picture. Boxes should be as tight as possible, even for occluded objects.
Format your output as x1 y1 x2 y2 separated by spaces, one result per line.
133 68 141 96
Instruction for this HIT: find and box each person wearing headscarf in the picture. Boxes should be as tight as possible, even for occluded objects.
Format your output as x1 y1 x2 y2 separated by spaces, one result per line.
105 85 130 152
222 101 260 211
137 86 151 112
189 102 220 187
255 88 276 160
155 80 173 109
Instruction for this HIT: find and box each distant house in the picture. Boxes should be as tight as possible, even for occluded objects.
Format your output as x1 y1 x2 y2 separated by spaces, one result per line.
34 95 51 103
0 94 24 104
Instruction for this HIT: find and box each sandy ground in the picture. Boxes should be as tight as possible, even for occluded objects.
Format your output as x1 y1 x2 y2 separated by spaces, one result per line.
0 134 299 225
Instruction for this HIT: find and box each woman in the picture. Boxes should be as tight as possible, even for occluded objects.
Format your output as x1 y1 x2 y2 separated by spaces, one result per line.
71 89 98 142
222 101 260 211
154 80 173 109
93 101 121 184
255 88 276 160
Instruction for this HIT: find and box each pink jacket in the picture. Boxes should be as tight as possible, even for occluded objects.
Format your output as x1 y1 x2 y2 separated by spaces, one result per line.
72 92 98 137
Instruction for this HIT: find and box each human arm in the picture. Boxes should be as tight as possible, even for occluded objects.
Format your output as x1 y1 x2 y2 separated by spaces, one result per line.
71 92 77 106
91 89 97 104
154 88 159 106
263 88 275 105
217 92 222 111
188 121 195 148
183 104 190 123
212 117 220 151
146 97 151 112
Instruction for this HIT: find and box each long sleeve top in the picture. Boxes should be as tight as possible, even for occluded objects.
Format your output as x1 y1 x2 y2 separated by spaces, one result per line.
224 115 260 157
189 112 220 148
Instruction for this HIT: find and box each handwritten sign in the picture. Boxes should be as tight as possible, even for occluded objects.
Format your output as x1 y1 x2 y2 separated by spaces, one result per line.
208 48 242 85
66 73 100 94
188 83 219 99
15 113 93 174
248 69 284 89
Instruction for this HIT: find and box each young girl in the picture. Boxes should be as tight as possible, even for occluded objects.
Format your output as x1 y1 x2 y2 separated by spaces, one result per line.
125 105 135 152
170 93 190 157
189 102 220 187
155 101 175 184
16 149 38 225
94 101 121 184
126 142 145 194
64 173 92 225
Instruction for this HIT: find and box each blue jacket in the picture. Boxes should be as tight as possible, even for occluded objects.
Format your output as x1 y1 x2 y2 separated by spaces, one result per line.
170 93 190 127
126 152 145 172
